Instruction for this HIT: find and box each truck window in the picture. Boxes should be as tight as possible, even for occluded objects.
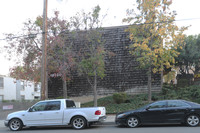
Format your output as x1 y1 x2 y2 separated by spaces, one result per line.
31 102 47 112
66 100 76 108
45 101 61 111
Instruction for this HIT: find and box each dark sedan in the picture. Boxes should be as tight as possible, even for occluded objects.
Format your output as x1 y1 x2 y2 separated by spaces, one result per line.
115 100 200 128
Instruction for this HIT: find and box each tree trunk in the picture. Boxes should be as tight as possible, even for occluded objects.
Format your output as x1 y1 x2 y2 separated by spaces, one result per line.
63 74 67 99
62 47 67 99
93 70 97 107
148 66 152 102
160 70 163 90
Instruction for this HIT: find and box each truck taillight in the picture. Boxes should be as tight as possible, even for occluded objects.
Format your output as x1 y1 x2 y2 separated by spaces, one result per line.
95 110 101 115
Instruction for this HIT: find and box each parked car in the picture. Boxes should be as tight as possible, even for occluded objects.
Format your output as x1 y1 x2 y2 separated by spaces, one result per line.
4 99 106 131
115 100 200 128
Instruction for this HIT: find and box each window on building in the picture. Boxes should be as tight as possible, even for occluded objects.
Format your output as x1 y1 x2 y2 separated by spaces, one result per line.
34 83 37 91
0 95 3 101
34 83 40 92
34 96 40 100
21 95 25 100
21 81 24 90
0 77 3 88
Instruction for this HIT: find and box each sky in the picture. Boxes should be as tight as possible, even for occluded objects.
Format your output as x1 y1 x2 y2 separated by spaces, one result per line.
0 0 200 76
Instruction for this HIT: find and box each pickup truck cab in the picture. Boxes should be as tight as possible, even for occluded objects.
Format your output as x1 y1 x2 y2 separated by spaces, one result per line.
4 99 106 131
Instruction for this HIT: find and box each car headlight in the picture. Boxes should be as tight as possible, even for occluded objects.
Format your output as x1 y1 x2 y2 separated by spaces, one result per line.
117 114 126 118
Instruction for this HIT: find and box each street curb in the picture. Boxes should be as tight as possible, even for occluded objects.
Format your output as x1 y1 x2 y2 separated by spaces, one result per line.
97 122 115 126
0 121 116 128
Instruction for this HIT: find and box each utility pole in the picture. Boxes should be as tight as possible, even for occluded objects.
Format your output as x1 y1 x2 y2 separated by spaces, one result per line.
41 0 48 100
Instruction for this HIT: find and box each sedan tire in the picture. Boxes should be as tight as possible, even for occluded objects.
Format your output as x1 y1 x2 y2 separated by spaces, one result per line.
9 118 23 131
186 114 200 127
71 116 87 129
126 116 140 128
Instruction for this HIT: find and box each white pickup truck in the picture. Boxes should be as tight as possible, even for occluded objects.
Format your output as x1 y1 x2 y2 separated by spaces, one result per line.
4 99 106 131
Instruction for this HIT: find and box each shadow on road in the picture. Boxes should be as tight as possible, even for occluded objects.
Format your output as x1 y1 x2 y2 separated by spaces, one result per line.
116 124 195 128
21 125 105 131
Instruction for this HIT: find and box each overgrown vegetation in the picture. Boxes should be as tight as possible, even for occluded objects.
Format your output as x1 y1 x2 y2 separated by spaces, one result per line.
112 92 127 104
161 84 200 103
1 99 40 103
82 94 148 114
82 84 200 114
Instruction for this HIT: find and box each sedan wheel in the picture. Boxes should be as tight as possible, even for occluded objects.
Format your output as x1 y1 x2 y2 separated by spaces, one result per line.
72 116 86 129
186 115 200 127
126 116 139 128
9 119 23 131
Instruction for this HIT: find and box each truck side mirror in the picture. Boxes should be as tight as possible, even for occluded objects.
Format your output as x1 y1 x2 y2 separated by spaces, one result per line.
28 107 33 112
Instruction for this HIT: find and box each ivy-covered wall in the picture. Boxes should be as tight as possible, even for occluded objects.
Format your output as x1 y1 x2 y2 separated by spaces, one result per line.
48 26 161 98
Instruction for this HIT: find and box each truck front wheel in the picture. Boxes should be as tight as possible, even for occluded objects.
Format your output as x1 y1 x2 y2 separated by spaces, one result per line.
9 118 23 131
71 116 87 129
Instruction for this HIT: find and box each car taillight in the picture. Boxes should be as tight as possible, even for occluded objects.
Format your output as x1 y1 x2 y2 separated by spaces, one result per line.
95 110 101 115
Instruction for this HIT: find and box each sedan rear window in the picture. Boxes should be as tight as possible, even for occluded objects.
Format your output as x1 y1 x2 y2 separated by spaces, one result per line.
167 100 190 108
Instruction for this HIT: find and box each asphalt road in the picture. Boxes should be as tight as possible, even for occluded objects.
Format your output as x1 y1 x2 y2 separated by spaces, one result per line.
1 124 200 133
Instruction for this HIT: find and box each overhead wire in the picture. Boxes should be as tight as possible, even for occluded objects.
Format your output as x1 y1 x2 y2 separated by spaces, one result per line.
0 17 200 41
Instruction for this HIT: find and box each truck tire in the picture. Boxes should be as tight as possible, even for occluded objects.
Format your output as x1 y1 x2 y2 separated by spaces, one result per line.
71 116 87 129
9 118 23 131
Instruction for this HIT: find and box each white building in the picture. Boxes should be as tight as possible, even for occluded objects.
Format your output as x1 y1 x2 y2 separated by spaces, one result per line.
0 76 40 101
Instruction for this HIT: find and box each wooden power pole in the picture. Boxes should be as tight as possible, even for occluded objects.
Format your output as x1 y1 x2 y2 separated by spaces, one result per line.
41 0 48 100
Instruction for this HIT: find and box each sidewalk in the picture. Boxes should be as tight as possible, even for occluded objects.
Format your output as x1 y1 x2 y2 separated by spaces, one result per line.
0 115 115 128
103 115 115 124
0 120 4 128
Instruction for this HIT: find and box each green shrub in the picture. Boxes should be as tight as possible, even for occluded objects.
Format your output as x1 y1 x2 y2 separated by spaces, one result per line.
177 79 190 87
55 96 64 99
178 85 200 103
162 84 174 95
112 92 127 104
152 94 159 101
162 84 200 103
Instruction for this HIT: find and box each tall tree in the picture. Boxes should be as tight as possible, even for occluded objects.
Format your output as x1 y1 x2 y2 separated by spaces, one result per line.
124 0 187 102
42 11 75 98
70 5 106 107
4 11 75 99
4 19 42 82
175 34 200 76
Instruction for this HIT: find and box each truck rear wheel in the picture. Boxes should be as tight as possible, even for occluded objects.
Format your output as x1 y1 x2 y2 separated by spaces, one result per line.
71 116 86 129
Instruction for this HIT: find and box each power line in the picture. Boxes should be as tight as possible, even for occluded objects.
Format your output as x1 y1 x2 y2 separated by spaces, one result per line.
130 17 200 25
0 32 43 41
176 17 200 22
0 17 200 41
